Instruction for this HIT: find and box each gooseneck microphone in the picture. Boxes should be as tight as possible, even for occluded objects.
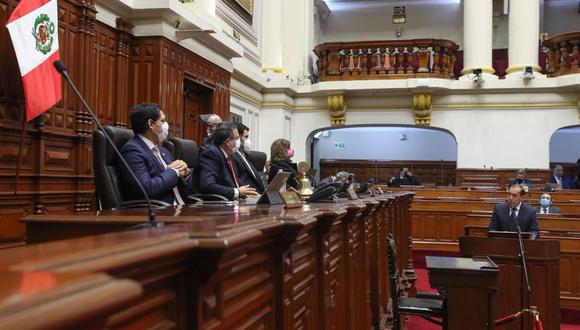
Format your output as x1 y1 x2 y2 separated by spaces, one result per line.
511 212 531 329
53 60 161 227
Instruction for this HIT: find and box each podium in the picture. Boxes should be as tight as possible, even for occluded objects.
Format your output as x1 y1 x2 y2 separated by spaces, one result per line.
459 236 560 330
426 256 499 330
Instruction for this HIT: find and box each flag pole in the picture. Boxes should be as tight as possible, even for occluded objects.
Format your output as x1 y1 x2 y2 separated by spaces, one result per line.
14 111 27 194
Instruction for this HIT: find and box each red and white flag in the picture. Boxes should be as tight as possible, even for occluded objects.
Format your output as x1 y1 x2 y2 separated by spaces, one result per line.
6 0 61 122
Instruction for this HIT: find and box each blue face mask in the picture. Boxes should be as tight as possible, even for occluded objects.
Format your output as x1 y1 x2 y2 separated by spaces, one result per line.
540 198 551 207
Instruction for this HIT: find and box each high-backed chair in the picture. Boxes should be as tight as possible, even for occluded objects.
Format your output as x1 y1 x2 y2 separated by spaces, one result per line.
386 234 447 330
245 150 267 171
169 137 227 202
169 137 199 169
93 126 170 210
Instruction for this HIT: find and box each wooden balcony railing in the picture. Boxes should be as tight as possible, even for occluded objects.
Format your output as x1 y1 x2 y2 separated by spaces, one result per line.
314 39 459 82
543 31 580 77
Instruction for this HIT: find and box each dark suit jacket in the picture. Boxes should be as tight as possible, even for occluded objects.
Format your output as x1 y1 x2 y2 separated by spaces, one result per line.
268 159 299 189
232 151 265 193
197 145 238 200
551 175 574 189
389 174 421 187
508 178 531 187
201 135 214 150
119 136 192 204
536 205 561 214
488 202 539 238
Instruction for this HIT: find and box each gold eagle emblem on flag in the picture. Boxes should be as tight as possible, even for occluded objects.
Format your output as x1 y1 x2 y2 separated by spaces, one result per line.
31 13 55 55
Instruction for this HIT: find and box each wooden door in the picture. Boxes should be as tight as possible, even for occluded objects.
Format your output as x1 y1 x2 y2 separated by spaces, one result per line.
183 79 212 145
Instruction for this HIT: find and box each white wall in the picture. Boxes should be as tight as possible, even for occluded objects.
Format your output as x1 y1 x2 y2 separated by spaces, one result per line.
321 2 463 45
550 126 580 163
432 107 578 168
543 0 580 36
314 126 457 161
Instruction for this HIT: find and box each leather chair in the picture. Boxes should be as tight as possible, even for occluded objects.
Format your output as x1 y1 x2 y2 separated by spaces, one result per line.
169 137 227 202
93 125 170 210
245 150 267 171
386 234 447 329
168 137 199 169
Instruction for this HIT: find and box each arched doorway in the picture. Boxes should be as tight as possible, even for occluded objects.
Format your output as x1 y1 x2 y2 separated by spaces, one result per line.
306 125 458 186
549 125 580 186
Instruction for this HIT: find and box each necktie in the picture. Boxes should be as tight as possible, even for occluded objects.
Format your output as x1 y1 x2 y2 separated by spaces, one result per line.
237 151 257 180
542 207 547 214
510 207 519 232
152 146 185 205
227 156 240 188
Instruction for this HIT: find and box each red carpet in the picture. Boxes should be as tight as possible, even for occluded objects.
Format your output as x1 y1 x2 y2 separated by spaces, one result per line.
408 251 580 329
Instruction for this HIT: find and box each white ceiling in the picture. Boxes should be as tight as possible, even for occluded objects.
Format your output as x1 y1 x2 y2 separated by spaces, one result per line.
323 0 462 11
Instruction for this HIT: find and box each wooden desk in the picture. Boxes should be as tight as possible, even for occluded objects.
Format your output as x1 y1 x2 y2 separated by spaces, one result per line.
0 272 142 330
460 236 560 330
3 193 416 329
426 256 498 330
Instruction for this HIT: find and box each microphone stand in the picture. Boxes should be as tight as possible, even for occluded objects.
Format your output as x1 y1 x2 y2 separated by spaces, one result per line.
512 215 531 329
53 61 162 228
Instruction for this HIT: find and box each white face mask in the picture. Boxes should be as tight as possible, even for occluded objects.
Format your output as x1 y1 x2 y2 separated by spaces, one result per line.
234 138 241 151
244 138 252 150
155 121 169 143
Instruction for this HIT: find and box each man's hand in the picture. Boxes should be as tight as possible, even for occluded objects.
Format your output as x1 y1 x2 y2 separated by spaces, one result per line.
168 160 189 177
239 185 259 198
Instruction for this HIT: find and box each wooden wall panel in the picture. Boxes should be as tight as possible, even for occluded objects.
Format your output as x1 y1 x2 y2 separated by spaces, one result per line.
319 159 457 186
0 1 231 245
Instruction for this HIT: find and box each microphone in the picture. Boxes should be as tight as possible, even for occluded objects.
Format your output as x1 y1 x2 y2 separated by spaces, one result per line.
53 60 161 227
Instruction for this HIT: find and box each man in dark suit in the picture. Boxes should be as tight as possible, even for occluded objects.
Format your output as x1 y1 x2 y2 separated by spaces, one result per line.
118 103 192 205
388 167 421 187
551 165 574 189
488 184 539 238
197 123 259 200
232 123 264 193
201 114 222 149
508 168 531 187
536 192 561 214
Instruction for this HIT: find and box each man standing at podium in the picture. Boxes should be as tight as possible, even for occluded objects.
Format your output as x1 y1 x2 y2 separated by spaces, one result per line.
488 184 539 239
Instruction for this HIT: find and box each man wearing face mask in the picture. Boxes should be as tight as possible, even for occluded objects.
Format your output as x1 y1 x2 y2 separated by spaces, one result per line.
119 103 192 205
197 122 259 200
536 193 561 214
231 123 264 193
201 114 222 149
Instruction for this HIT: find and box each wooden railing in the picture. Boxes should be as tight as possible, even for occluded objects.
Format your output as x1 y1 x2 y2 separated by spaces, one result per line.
543 31 580 77
314 39 459 81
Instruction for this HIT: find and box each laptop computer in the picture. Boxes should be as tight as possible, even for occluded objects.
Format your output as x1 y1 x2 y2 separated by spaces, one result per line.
257 171 291 205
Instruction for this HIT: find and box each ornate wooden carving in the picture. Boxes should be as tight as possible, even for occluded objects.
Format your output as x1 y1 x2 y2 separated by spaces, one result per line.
0 0 231 245
315 39 459 81
543 31 580 77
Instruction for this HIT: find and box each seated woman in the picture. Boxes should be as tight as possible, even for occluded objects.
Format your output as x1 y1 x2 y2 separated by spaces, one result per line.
268 138 298 189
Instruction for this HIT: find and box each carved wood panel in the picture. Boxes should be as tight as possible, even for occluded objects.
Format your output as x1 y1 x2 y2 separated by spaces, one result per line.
0 1 231 245
283 230 318 329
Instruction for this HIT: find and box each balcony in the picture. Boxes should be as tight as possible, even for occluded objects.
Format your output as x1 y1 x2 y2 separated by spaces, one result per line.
543 31 580 78
314 39 459 82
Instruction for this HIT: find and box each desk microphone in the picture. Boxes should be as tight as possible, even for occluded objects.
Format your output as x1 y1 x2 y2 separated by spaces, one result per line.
53 60 161 227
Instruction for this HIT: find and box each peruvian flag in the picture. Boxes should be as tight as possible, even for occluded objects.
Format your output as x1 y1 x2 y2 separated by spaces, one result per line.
6 0 61 122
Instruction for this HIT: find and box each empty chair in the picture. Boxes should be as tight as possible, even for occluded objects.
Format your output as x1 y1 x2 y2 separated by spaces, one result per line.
245 150 267 172
386 234 447 329
169 137 199 169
